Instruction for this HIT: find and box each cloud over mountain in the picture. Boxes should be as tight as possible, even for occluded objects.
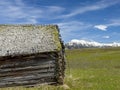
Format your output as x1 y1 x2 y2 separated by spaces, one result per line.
65 39 120 49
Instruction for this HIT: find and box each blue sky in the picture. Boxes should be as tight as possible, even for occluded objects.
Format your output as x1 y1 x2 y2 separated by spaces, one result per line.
0 0 120 43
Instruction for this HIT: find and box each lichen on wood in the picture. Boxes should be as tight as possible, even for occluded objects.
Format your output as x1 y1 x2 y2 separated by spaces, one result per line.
0 24 65 88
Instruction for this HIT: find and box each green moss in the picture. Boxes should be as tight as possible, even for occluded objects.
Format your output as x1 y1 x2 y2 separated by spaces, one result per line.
39 25 62 51
51 25 62 51
0 25 7 31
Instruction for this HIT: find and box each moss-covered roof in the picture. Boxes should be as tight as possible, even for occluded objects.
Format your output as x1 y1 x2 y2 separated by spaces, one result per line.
0 24 62 56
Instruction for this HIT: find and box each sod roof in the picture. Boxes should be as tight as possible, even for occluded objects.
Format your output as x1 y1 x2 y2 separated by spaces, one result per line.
0 25 62 56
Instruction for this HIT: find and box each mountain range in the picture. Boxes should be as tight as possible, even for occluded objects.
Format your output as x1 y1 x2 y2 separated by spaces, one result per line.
65 39 120 49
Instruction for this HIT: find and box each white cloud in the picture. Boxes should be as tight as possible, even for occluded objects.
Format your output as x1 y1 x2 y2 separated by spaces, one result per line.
0 0 119 23
108 19 120 26
57 21 92 33
55 21 92 41
0 0 65 23
57 0 120 18
94 18 120 31
102 36 110 39
45 6 64 13
94 25 108 31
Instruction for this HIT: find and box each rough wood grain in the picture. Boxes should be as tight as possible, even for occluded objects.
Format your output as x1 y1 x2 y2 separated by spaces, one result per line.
0 24 65 88
0 53 58 87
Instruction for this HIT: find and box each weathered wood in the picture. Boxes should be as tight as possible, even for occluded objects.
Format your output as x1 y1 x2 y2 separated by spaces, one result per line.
0 77 56 88
0 68 55 77
0 25 65 88
0 61 55 73
0 52 59 87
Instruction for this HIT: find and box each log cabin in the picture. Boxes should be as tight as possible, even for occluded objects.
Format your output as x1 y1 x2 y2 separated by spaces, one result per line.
0 24 65 87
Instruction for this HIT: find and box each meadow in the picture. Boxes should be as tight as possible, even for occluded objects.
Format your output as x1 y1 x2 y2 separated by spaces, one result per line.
0 48 120 90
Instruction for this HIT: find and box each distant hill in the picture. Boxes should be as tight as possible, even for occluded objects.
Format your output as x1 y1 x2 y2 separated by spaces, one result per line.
65 39 120 49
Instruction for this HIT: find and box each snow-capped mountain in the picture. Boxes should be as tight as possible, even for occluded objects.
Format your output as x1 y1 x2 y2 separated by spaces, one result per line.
65 39 120 49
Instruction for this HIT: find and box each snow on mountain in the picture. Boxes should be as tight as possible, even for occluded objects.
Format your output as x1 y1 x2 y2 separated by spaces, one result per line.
65 39 120 49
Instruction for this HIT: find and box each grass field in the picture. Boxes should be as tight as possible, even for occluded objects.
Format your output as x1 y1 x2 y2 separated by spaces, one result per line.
0 48 120 90
65 48 120 90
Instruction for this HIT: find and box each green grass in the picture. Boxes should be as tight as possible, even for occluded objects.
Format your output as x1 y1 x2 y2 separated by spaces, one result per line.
65 48 120 90
0 48 120 90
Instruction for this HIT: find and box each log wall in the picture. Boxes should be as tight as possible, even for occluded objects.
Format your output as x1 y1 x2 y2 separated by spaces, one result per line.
0 52 64 88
